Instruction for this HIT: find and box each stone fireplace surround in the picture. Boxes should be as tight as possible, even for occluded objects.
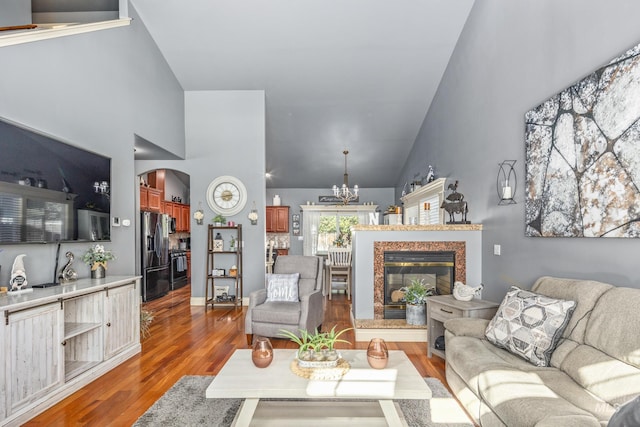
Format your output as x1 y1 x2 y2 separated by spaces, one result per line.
374 241 466 320
350 224 482 341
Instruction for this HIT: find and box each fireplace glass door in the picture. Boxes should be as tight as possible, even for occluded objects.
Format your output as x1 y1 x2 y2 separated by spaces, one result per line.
383 251 454 319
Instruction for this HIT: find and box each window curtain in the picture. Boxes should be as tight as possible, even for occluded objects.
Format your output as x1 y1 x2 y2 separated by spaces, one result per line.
302 210 321 255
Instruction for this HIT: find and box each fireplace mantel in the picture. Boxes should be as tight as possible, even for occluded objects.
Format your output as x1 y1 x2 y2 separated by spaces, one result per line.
352 224 482 232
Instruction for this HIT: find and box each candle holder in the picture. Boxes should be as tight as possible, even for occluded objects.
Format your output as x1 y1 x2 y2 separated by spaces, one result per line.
251 337 274 368
497 160 517 205
366 338 389 369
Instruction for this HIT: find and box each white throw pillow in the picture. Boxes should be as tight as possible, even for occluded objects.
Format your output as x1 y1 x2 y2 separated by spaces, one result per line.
266 273 300 302
485 286 576 367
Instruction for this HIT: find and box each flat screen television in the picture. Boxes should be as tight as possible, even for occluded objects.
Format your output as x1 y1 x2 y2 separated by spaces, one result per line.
0 117 111 244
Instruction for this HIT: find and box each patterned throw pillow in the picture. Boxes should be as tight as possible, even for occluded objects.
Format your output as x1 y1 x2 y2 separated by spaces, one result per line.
266 273 300 302
485 286 576 367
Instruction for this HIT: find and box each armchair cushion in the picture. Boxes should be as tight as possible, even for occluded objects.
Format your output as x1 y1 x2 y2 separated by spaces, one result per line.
266 273 300 302
252 301 301 324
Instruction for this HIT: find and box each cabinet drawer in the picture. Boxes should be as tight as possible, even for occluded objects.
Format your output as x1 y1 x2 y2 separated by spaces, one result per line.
430 303 463 321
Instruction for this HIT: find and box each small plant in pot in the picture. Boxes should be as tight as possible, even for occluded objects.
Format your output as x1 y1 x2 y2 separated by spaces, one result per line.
213 214 226 226
403 278 435 326
279 326 352 367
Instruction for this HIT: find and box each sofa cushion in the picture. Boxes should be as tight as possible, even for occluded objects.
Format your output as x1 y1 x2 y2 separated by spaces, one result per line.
584 287 640 369
266 273 299 302
252 301 300 324
485 286 576 367
531 276 613 345
478 368 599 427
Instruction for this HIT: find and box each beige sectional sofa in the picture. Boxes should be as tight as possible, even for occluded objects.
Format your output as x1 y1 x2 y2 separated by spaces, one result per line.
444 276 640 426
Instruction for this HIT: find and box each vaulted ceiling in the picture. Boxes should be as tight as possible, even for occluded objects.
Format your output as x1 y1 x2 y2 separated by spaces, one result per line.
131 0 475 188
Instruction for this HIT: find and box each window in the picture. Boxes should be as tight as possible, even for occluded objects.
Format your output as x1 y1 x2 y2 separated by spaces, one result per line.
317 213 359 252
301 205 377 256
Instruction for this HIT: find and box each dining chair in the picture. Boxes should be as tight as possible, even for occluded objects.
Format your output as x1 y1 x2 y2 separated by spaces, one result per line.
327 246 352 300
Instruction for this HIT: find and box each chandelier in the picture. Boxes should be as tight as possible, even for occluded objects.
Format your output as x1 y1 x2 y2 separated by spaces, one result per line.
332 150 359 205
94 181 110 199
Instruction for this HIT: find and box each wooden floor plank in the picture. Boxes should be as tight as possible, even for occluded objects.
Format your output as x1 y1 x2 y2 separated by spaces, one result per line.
23 286 447 426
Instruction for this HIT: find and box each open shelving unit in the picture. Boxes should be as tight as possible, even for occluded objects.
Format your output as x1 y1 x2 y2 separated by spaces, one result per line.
205 224 243 310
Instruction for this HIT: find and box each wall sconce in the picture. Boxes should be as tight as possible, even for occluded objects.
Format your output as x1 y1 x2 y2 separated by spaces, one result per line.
248 201 259 225
497 160 517 205
193 201 205 225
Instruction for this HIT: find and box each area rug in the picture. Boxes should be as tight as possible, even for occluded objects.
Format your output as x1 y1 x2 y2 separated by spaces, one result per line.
133 375 473 427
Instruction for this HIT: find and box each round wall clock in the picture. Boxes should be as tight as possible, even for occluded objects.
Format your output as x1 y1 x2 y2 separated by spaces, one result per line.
206 175 248 217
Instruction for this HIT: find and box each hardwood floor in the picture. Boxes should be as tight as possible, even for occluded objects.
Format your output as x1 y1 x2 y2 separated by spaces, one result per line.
24 285 446 426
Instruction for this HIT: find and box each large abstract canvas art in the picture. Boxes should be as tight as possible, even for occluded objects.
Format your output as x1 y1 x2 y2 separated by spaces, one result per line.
525 42 640 237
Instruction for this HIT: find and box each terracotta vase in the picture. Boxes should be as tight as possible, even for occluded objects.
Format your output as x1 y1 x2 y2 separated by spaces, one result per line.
251 337 274 368
367 338 389 369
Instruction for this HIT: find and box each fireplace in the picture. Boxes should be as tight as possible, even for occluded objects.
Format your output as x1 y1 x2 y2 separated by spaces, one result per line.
373 241 467 320
383 251 454 319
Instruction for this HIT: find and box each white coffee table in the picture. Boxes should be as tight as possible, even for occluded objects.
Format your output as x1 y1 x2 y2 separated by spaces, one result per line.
206 349 431 426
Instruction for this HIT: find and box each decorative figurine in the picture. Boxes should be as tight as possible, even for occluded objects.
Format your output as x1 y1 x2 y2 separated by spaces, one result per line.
440 180 470 224
9 254 28 291
58 251 78 283
453 281 483 301
426 165 435 183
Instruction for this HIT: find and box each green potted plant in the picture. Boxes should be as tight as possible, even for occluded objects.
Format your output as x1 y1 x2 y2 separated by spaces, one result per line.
279 326 352 367
403 278 435 325
213 214 226 226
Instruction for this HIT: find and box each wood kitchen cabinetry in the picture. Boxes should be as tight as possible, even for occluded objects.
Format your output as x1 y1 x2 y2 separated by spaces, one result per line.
266 206 290 233
0 277 141 426
140 187 162 212
162 201 191 232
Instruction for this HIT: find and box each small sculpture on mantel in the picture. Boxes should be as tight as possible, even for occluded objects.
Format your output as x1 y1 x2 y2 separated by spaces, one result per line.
58 251 78 283
425 165 435 183
440 180 470 224
9 254 28 291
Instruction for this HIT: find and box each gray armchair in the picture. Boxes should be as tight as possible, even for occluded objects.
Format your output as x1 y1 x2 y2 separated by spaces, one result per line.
245 255 324 345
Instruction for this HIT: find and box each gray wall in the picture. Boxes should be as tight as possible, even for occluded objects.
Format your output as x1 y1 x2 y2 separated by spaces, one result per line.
0 4 184 285
399 0 640 302
136 90 266 301
266 188 395 255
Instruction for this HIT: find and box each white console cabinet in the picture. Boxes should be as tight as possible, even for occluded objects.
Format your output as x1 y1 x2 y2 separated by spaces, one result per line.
0 276 141 426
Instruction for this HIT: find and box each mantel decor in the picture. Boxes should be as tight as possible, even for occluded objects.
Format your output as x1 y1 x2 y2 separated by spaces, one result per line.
525 41 640 237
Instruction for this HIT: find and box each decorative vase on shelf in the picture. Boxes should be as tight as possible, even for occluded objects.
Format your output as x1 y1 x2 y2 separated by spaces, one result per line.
252 337 274 368
367 338 389 369
91 262 106 279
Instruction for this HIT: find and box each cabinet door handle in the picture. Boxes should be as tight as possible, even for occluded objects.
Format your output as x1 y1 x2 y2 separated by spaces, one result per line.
106 322 111 327
440 308 453 314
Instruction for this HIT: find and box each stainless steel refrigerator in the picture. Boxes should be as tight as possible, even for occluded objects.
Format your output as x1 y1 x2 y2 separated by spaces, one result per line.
141 211 171 301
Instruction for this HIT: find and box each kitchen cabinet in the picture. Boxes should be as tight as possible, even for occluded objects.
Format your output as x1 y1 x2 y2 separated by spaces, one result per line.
180 204 191 232
147 170 166 199
0 277 141 426
140 187 162 212
266 206 289 233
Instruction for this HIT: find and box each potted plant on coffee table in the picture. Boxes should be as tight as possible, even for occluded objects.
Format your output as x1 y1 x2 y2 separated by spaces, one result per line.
279 326 351 368
403 278 435 325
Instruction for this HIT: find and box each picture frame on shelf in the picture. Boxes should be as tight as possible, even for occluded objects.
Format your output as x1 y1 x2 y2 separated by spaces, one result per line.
214 285 229 297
